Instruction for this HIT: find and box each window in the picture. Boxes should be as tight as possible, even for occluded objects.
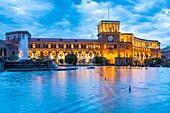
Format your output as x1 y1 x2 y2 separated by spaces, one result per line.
96 45 100 49
74 44 78 48
51 44 54 48
66 44 71 49
36 44 41 48
81 44 86 49
45 44 48 48
114 45 117 49
54 44 56 48
43 44 45 48
59 44 64 48
40 44 43 48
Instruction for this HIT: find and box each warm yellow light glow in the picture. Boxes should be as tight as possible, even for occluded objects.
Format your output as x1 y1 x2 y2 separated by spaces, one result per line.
35 50 41 57
106 53 115 64
43 50 48 56
28 50 32 57
71 44 74 49
51 50 56 56
48 44 51 48
33 44 35 48
104 44 107 49
25 20 161 66
67 50 71 54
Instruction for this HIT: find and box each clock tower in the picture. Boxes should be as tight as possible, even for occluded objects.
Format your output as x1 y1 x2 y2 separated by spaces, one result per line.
97 20 120 43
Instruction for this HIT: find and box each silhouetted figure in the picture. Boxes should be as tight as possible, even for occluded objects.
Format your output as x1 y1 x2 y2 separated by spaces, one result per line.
100 74 102 76
129 85 131 92
105 78 106 81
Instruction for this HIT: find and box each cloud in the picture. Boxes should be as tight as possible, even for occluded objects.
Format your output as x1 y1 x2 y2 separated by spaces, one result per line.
162 8 170 15
0 0 53 22
0 0 169 48
71 0 111 39
0 0 54 39
72 0 170 48
133 0 165 13
134 0 155 13
120 8 170 47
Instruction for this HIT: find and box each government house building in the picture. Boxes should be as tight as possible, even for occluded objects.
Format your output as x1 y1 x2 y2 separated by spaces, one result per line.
0 20 161 65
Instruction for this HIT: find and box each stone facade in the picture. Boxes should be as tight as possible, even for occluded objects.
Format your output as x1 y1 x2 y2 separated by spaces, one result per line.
1 20 161 65
0 40 18 58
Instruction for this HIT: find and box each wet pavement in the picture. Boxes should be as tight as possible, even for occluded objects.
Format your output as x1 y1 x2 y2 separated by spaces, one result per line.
0 66 170 113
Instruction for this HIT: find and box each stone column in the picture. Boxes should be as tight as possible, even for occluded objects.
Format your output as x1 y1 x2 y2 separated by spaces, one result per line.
64 52 67 64
79 52 81 64
86 52 88 64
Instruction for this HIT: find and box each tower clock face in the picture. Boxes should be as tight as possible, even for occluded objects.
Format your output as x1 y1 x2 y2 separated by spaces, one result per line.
108 35 113 42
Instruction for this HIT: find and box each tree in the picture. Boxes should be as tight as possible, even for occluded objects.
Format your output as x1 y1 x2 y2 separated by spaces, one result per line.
58 59 64 65
8 54 19 61
93 56 104 65
65 54 78 65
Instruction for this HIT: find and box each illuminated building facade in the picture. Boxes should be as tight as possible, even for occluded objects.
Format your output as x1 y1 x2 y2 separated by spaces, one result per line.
3 20 161 65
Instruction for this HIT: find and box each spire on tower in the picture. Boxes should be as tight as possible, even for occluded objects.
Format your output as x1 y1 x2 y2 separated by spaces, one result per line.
108 7 110 20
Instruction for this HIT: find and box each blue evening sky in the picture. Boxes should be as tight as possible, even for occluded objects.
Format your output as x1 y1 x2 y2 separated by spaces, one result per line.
0 0 170 48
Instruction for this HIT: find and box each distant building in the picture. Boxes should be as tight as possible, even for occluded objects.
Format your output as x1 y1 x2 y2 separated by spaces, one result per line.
0 20 161 65
161 46 170 60
0 39 18 58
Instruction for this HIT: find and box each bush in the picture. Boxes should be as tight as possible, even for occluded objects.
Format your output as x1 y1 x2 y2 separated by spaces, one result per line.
58 59 64 65
8 55 19 61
